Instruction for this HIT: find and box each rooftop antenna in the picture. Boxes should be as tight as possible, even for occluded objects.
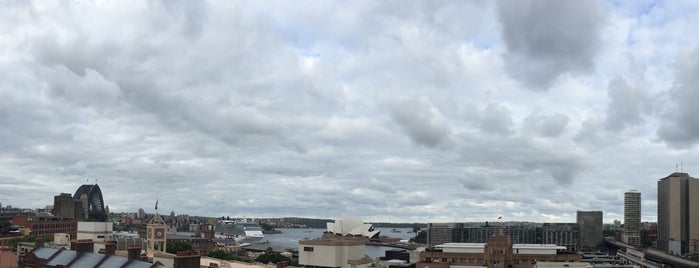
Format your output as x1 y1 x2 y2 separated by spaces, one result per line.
676 163 679 172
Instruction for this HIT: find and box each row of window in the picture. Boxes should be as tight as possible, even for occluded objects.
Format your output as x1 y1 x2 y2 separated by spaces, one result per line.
423 257 540 265
33 223 75 228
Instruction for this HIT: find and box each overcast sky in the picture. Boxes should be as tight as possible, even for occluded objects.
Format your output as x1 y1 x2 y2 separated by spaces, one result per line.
2 0 699 224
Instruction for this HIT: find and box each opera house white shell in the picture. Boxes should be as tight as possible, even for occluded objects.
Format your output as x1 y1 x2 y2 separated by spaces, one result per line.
326 215 380 238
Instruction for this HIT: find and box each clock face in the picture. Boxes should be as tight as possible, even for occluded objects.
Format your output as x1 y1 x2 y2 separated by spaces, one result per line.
155 228 165 239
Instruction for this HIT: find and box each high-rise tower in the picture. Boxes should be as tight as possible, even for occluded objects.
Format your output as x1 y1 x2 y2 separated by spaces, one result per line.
576 211 603 250
622 190 641 247
657 172 699 255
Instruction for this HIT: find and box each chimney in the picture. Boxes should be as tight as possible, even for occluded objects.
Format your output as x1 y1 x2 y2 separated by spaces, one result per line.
70 239 94 253
102 241 116 255
127 245 141 260
174 250 201 268
204 229 215 239
34 237 45 248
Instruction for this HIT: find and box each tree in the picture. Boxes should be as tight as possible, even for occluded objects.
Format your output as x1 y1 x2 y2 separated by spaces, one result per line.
255 251 290 264
410 230 427 244
6 235 52 252
208 250 235 260
166 240 193 254
207 250 253 263
411 223 421 234
259 222 275 232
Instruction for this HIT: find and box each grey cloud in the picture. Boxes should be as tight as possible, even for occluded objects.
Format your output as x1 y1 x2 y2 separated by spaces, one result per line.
574 117 619 148
458 133 584 184
391 97 451 148
153 0 209 39
497 0 604 89
0 0 684 223
524 112 569 137
479 103 513 135
658 47 699 146
42 67 123 108
605 76 651 131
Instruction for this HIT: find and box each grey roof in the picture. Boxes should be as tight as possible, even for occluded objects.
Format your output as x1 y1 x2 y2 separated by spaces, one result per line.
33 247 59 259
46 250 76 266
124 260 163 268
28 247 168 268
98 255 129 268
70 252 105 267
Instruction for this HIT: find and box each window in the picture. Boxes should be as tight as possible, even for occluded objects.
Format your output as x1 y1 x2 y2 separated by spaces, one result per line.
303 247 314 252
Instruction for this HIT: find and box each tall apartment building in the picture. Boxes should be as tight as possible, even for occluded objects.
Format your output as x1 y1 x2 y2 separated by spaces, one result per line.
463 225 540 244
576 211 603 250
542 223 578 251
622 190 641 247
426 223 463 247
657 172 699 255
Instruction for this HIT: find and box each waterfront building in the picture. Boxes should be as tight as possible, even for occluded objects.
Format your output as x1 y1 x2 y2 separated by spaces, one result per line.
657 172 699 255
622 190 641 247
426 223 463 247
542 223 578 252
577 211 603 250
416 228 579 268
299 216 375 268
463 225 540 244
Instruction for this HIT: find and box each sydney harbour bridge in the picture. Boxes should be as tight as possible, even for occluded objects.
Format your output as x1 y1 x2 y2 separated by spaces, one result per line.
73 184 108 222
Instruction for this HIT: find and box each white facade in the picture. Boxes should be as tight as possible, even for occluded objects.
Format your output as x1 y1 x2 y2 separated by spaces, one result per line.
512 244 566 255
53 233 71 246
435 243 564 255
299 240 372 268
77 222 114 241
436 243 486 253
326 216 380 238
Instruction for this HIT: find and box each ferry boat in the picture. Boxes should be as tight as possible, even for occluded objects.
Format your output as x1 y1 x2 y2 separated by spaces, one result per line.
214 219 264 243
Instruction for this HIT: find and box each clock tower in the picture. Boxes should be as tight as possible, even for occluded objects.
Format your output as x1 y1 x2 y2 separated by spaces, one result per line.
147 208 167 256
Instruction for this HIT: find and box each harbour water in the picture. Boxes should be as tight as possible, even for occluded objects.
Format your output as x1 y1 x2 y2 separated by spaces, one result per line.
260 227 417 258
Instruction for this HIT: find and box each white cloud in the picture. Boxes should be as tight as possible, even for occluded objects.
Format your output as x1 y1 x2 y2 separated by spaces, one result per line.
2 0 699 223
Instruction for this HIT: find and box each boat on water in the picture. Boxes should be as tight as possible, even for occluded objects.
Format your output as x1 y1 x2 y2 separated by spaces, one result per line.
391 228 401 233
214 219 264 243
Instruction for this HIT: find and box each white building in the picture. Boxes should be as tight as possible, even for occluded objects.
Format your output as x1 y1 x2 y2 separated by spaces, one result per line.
77 221 114 242
299 216 375 268
77 221 114 253
299 239 372 268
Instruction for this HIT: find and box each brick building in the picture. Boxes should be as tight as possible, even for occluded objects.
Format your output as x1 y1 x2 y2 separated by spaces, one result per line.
12 215 77 239
417 229 579 268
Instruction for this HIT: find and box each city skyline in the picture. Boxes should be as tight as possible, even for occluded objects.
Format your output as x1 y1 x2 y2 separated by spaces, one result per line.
2 1 699 223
